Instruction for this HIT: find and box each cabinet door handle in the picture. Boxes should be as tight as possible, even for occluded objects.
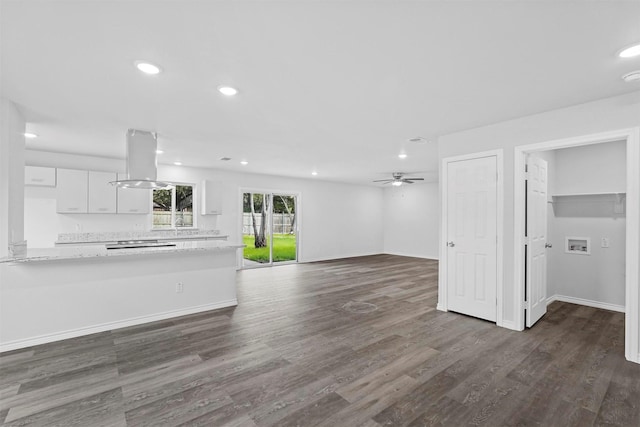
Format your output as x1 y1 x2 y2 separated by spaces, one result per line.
545 243 553 248
67 207 79 211
447 241 455 247
98 208 108 212
31 178 44 182
129 209 139 212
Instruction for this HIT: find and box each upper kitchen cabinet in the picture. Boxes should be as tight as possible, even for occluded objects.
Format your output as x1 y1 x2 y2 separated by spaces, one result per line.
25 166 56 187
56 169 88 213
201 180 222 215
88 171 117 213
116 173 150 214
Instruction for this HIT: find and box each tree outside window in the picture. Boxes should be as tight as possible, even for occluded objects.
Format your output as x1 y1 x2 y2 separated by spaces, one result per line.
153 185 194 228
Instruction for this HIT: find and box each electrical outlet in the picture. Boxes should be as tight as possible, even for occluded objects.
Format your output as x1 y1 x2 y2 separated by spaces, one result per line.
601 237 610 248
176 283 184 293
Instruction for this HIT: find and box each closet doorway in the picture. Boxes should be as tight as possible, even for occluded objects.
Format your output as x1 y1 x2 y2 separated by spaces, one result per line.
514 128 639 364
241 191 299 268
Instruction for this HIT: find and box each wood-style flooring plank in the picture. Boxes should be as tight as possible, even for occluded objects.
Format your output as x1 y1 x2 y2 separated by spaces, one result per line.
0 255 638 427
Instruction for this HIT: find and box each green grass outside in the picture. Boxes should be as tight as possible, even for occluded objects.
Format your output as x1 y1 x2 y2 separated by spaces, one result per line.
243 234 297 263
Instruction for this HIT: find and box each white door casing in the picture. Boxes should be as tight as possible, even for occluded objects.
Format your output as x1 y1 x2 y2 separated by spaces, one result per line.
446 156 498 322
526 155 548 327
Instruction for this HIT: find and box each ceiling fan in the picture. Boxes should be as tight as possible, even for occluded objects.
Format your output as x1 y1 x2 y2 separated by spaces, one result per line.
373 172 424 186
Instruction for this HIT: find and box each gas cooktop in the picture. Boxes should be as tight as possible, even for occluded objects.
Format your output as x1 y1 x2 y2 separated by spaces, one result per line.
105 240 177 250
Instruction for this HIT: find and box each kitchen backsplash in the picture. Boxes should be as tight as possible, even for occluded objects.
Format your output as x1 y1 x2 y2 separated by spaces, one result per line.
57 229 221 243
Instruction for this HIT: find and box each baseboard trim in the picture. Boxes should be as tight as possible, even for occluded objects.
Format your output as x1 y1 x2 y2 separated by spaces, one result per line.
547 294 625 313
436 303 447 312
498 319 522 331
383 252 439 260
0 299 238 353
301 253 439 264
300 252 381 264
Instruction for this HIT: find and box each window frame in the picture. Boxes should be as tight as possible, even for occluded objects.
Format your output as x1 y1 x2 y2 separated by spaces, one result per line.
151 182 197 230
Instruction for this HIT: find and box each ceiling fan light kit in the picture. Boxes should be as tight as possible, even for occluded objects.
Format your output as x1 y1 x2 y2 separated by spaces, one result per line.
373 172 425 186
622 70 640 83
408 137 427 143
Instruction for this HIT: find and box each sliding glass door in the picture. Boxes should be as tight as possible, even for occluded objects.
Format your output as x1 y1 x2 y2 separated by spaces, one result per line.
242 192 297 268
272 194 297 264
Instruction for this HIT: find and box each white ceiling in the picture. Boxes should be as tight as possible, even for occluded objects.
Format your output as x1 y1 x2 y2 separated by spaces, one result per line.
2 1 640 185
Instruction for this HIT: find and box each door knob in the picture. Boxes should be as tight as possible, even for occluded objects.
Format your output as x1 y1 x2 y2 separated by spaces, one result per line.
545 243 553 248
447 241 455 247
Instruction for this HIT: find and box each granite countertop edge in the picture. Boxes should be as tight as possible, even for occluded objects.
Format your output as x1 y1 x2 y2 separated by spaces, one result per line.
1 242 245 264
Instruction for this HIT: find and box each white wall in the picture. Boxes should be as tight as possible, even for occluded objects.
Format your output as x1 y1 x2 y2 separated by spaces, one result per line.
157 163 385 262
548 217 626 308
0 99 25 257
23 151 385 262
554 140 627 194
542 141 626 309
383 183 439 259
438 90 640 327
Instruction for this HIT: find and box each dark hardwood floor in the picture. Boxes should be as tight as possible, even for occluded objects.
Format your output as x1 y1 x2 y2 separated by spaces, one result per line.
1 254 639 426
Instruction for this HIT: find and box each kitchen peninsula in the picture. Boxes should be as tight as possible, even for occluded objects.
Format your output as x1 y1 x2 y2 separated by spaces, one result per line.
0 236 243 352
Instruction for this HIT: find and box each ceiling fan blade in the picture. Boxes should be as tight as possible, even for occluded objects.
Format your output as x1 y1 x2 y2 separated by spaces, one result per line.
404 177 424 181
404 180 415 184
373 179 393 183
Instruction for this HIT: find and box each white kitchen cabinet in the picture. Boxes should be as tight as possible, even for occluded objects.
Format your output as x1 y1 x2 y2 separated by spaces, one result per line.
88 171 117 213
201 180 222 215
116 173 150 214
25 166 56 187
56 169 88 213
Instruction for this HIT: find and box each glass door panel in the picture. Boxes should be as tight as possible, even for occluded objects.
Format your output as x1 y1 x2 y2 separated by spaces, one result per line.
272 194 297 264
242 192 272 267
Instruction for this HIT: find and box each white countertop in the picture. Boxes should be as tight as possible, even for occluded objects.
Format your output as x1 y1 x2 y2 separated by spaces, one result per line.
1 240 244 264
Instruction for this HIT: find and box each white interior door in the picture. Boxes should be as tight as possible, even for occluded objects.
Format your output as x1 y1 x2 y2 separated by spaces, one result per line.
446 156 498 322
526 155 549 327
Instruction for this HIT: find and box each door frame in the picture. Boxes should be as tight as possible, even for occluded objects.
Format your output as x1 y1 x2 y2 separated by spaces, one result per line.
438 149 505 326
513 128 640 363
238 187 301 269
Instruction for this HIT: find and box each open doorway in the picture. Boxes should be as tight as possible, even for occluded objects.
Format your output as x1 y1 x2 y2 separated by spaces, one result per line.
525 141 627 327
241 191 298 268
514 128 639 364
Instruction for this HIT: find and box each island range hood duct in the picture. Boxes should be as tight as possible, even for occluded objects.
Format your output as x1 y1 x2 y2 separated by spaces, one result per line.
110 129 171 189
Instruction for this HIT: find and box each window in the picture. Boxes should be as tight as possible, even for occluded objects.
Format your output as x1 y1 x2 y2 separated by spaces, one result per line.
152 184 195 228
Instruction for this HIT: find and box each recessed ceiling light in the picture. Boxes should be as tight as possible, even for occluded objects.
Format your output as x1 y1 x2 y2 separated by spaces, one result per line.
619 43 640 58
398 153 407 159
24 132 38 139
156 150 164 154
173 161 182 166
135 61 162 75
622 70 640 83
240 160 248 165
311 171 318 176
218 86 238 96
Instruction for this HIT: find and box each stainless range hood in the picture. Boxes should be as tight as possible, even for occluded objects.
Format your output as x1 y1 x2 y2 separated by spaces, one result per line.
110 129 171 189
